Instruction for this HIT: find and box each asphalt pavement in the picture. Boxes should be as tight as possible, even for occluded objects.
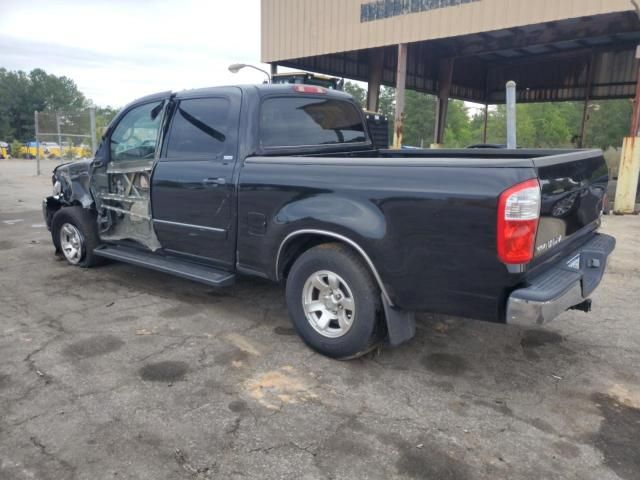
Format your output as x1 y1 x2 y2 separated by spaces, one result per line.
1 159 639 480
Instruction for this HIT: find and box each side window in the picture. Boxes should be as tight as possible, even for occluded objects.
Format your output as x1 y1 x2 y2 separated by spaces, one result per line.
110 101 164 162
165 98 230 159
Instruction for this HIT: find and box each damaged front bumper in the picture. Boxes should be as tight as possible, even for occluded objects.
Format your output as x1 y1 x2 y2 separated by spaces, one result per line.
42 196 63 231
506 233 616 327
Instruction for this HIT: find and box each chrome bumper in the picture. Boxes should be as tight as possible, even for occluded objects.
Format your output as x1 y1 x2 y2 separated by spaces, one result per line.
506 233 616 327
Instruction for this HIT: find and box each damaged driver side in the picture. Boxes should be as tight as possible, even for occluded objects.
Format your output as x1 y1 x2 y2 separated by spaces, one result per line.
91 100 167 251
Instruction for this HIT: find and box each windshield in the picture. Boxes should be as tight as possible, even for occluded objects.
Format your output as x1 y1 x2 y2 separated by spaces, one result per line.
259 97 367 148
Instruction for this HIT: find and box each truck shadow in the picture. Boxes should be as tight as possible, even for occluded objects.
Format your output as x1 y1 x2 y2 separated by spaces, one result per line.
50 256 636 479
96 259 579 378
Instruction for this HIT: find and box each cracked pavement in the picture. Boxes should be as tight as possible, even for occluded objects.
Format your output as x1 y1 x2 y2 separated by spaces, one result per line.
1 160 640 480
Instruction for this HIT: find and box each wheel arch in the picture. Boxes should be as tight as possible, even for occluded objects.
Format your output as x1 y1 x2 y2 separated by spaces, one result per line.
45 197 90 229
275 229 394 307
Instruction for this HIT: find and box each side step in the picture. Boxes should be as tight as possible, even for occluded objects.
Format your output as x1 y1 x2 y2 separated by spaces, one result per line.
94 245 236 287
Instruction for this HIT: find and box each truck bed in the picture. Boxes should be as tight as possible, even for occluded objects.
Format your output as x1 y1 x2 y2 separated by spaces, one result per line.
239 148 608 322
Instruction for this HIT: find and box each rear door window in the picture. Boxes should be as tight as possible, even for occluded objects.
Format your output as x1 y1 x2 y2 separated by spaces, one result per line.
259 97 367 148
165 97 230 159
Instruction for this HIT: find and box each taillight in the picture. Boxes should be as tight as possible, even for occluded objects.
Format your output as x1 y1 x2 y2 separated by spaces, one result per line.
292 85 327 94
497 179 541 264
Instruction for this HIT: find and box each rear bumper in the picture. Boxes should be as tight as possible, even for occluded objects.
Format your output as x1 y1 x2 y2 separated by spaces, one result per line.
506 233 616 327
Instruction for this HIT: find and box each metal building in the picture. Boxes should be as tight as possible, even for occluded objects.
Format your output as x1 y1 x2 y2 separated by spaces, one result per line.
261 0 640 212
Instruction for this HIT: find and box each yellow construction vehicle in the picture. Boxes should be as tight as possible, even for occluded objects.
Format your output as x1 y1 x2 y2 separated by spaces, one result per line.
0 142 9 159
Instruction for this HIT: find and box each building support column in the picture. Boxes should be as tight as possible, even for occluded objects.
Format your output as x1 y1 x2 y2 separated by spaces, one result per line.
631 48 640 138
393 43 408 149
270 63 278 77
614 46 640 214
432 58 455 148
34 110 40 176
482 104 489 144
367 48 385 112
482 68 490 145
579 55 595 148
615 137 640 213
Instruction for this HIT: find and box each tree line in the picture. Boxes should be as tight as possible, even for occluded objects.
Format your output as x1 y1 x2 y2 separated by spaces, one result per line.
0 68 631 153
345 82 631 150
0 68 117 146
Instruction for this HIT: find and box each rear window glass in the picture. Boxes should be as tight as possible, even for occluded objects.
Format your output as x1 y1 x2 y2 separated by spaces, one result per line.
259 97 367 148
165 97 230 159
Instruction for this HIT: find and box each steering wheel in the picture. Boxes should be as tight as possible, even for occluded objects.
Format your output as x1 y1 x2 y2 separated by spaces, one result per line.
119 128 137 144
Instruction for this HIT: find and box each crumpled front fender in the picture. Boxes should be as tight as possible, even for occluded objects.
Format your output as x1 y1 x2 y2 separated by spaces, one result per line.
43 196 63 230
52 159 94 209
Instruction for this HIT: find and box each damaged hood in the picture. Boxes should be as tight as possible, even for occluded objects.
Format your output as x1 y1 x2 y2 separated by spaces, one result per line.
53 158 92 178
52 159 94 208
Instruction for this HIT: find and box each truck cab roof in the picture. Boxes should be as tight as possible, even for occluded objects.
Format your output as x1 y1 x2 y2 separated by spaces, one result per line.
126 84 353 106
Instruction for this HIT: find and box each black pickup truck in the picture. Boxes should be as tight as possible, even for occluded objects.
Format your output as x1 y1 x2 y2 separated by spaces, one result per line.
43 84 615 359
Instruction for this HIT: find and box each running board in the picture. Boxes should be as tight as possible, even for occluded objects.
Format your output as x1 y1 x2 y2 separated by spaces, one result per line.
94 245 235 287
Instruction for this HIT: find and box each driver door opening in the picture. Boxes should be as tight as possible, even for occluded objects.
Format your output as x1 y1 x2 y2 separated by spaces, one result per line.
93 100 166 250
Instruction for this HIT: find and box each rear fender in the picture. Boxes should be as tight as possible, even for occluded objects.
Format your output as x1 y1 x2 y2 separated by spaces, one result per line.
276 194 387 240
273 196 415 345
274 194 390 301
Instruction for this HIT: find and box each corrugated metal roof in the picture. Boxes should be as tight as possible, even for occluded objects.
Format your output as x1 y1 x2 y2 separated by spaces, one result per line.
262 0 635 63
271 10 640 103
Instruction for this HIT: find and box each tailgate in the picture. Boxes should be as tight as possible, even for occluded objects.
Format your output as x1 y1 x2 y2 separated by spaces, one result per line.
532 150 608 259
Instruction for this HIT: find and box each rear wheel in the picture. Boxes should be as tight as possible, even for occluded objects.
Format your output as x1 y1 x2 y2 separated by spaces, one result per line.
285 243 385 359
51 206 103 267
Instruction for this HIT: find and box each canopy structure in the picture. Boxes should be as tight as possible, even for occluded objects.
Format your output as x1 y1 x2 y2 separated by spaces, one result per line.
262 0 640 146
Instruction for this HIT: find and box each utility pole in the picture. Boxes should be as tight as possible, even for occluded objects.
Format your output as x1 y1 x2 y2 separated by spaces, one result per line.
89 108 97 156
56 113 63 159
506 81 517 149
34 111 41 176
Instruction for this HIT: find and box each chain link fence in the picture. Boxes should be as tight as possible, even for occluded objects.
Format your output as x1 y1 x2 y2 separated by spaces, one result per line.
33 108 97 175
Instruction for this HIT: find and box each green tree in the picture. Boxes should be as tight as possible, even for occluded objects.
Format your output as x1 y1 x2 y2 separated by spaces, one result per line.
343 81 367 108
443 100 474 147
93 105 119 140
402 90 436 147
480 100 630 149
483 103 573 148
585 99 632 149
377 87 397 141
0 69 30 141
332 79 631 150
378 87 396 119
10 140 23 158
0 68 88 142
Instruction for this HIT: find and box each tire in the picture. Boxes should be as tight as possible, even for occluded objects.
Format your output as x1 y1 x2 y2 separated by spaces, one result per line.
285 243 385 359
51 206 103 267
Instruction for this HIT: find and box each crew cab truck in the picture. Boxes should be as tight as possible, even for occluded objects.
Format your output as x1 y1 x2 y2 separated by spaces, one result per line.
43 84 615 359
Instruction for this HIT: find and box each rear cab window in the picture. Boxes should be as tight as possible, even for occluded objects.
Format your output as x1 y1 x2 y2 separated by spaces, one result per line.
259 96 367 149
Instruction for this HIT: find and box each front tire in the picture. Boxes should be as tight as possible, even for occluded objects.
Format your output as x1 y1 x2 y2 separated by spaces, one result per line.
51 206 102 267
285 243 385 359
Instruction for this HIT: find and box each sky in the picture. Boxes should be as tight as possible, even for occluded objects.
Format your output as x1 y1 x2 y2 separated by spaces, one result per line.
0 0 274 107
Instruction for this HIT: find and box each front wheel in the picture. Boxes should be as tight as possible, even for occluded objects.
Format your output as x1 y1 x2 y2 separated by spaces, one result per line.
51 206 103 267
285 243 385 359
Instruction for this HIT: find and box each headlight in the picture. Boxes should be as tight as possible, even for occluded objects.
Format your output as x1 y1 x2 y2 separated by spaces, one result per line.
53 180 62 196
